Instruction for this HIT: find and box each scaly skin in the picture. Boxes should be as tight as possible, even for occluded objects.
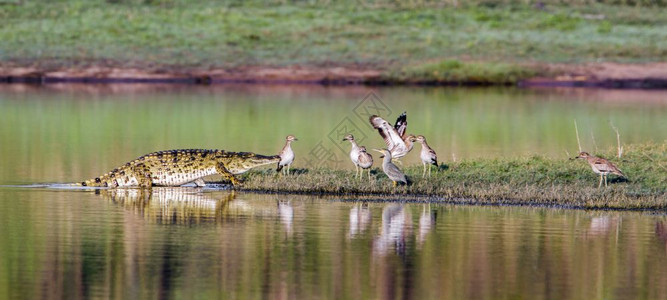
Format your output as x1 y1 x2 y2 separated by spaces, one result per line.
80 149 280 188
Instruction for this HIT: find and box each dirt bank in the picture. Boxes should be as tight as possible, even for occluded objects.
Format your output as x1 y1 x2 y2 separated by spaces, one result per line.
2 62 667 88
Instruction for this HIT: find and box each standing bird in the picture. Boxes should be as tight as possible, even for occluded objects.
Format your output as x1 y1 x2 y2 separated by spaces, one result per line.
277 135 297 175
369 112 415 161
575 151 626 188
357 146 374 181
412 135 438 178
342 134 362 178
372 148 408 187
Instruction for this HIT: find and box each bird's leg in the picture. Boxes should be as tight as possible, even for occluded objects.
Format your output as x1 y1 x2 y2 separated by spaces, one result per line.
598 174 603 188
287 164 290 175
422 163 426 178
604 174 608 187
355 165 360 180
367 169 371 181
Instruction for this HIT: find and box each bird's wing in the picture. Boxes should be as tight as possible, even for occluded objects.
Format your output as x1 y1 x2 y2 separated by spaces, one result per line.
357 152 373 165
594 158 625 176
369 115 405 151
394 112 407 138
429 150 438 164
592 158 616 173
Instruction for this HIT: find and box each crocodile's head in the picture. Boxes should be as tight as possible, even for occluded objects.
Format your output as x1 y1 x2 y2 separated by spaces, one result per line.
226 152 281 174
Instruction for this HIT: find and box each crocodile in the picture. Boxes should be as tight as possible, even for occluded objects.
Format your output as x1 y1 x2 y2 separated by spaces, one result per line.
79 149 280 188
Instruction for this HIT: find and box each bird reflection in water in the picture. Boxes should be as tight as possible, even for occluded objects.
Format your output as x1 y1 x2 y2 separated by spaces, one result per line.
655 220 667 256
417 204 437 249
349 202 372 238
373 204 413 257
586 215 621 238
277 200 294 236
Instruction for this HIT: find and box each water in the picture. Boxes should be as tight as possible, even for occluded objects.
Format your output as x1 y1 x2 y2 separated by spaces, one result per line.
2 187 667 299
1 85 667 299
1 85 666 184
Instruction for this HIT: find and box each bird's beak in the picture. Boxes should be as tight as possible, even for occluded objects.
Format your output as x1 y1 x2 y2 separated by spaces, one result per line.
341 138 347 141
294 138 298 141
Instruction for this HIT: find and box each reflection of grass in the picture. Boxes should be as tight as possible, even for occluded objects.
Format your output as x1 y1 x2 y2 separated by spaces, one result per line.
2 1 667 82
240 142 667 209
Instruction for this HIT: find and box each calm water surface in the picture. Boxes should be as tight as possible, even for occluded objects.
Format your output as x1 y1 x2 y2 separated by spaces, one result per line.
1 85 667 299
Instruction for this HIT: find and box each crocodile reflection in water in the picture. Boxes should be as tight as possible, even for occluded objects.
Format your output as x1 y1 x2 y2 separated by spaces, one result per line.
100 188 237 224
98 188 305 225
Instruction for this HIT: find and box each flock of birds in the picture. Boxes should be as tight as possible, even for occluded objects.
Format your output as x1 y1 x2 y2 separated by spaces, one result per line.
275 112 626 188
274 112 438 187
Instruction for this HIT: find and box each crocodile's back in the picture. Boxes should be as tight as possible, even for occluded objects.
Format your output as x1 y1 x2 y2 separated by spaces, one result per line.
82 149 220 187
81 149 280 187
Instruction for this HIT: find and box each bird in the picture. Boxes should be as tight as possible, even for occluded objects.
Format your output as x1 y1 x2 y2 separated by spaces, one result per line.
412 135 438 178
369 112 415 161
575 151 626 188
342 134 362 178
357 146 374 181
277 135 297 175
372 148 408 187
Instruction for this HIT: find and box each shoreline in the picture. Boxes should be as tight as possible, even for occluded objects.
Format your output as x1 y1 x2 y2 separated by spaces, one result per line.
3 62 667 88
236 188 665 212
6 141 666 211
5 183 664 212
232 142 666 210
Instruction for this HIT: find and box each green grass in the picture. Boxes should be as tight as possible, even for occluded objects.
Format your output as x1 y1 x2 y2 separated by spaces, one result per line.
2 1 667 82
238 142 667 210
388 59 540 84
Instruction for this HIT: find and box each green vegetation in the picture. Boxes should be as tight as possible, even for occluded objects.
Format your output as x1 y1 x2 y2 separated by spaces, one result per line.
2 1 667 82
390 60 539 84
239 142 667 210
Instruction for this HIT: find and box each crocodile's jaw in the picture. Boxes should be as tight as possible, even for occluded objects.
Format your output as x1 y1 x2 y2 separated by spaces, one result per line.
226 154 281 174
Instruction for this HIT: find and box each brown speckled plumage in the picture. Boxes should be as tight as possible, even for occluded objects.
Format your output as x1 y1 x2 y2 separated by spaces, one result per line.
80 149 280 188
575 151 626 188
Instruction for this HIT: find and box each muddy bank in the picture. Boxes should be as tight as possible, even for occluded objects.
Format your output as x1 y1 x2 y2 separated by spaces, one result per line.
2 62 667 88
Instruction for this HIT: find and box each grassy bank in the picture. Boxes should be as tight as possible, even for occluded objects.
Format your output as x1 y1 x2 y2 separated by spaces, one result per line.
2 1 667 83
238 142 667 209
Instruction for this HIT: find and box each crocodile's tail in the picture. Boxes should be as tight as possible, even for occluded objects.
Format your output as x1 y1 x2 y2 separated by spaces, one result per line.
79 175 111 187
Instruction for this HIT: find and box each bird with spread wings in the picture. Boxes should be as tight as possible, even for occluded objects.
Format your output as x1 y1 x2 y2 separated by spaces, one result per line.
369 112 415 161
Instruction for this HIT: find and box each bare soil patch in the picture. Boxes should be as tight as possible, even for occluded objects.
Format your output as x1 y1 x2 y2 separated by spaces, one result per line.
2 62 667 88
